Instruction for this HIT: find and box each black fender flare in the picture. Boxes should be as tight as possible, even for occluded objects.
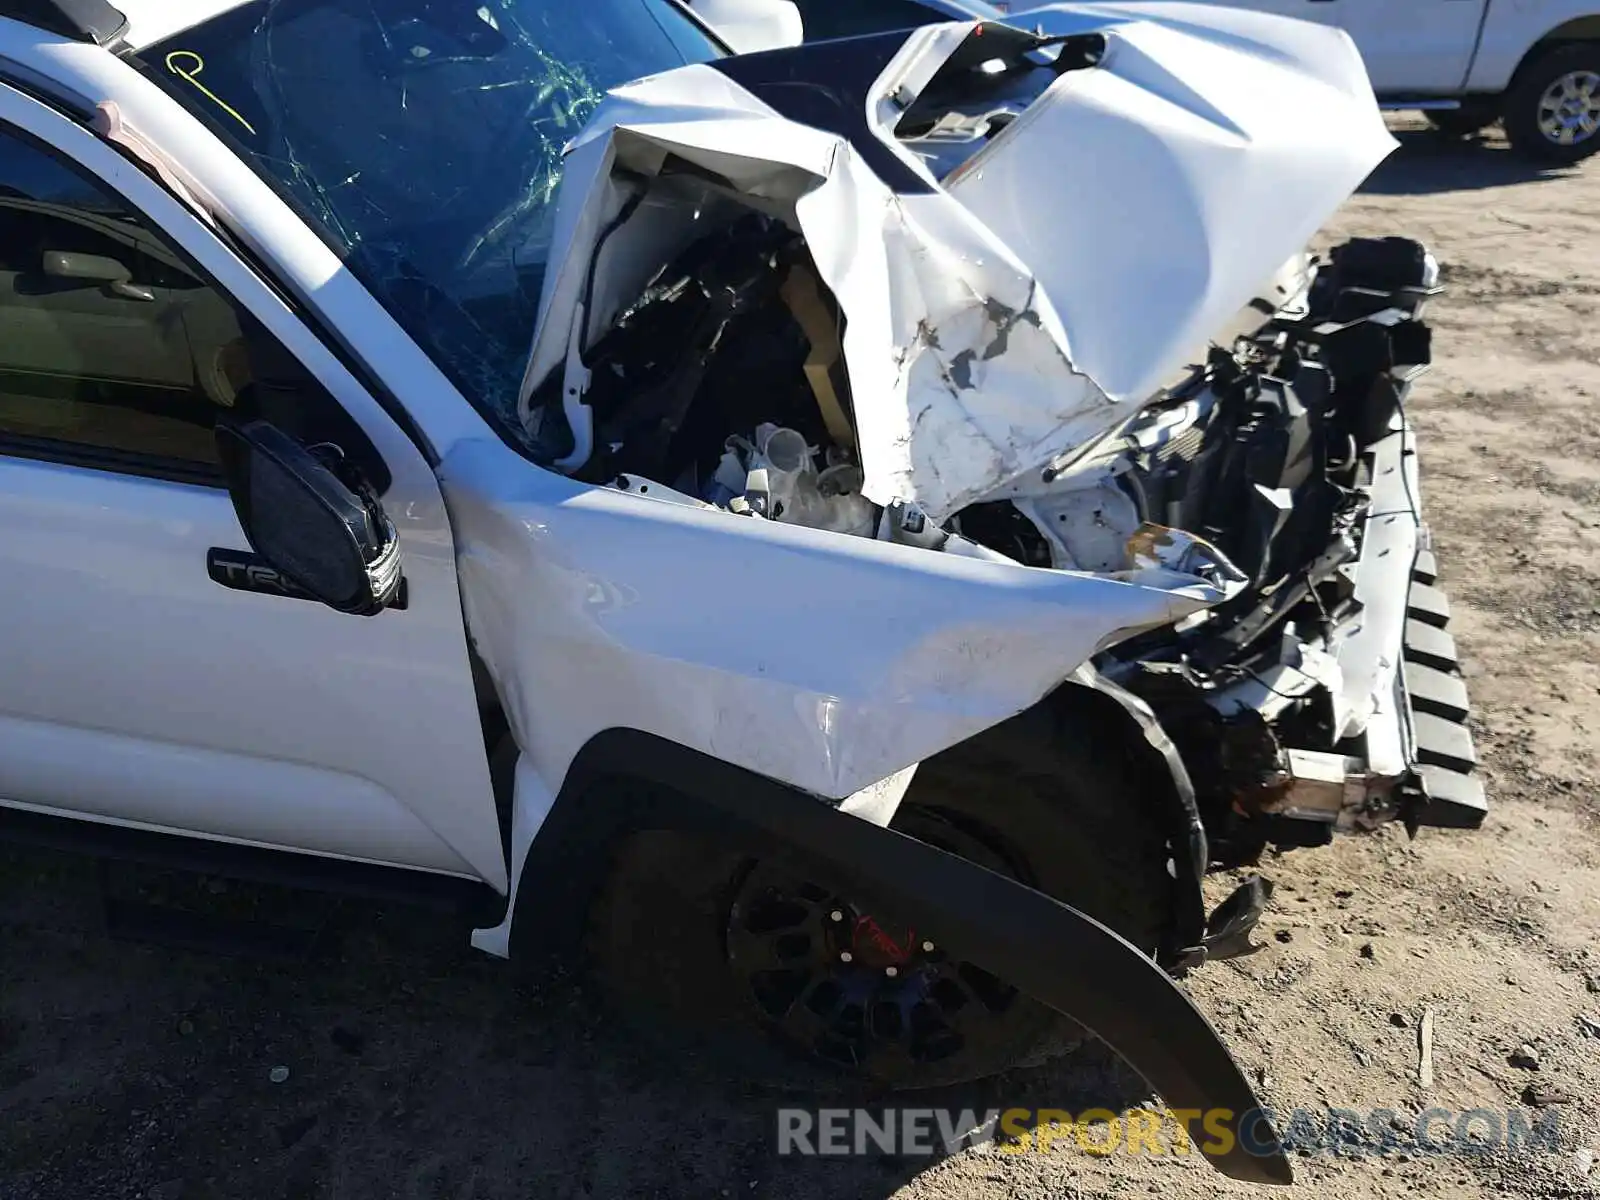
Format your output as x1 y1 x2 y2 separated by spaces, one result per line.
513 728 1290 1185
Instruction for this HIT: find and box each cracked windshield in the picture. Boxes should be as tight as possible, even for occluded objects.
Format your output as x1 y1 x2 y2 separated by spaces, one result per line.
137 0 722 431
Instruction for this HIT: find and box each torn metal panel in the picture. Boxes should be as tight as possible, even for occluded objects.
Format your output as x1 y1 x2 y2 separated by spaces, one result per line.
1208 637 1348 728
514 58 1080 527
946 5 1397 410
520 8 1395 520
1014 476 1142 570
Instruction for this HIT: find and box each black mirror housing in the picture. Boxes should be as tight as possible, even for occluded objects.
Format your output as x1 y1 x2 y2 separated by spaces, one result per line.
215 420 402 616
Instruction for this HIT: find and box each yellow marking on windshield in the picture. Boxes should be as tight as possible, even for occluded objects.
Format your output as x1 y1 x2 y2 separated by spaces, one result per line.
165 50 257 137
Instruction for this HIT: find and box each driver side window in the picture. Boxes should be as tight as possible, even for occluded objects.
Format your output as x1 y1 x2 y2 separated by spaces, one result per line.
0 122 378 487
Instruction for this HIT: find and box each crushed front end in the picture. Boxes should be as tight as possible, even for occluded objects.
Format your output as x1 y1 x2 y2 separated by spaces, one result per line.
511 7 1483 858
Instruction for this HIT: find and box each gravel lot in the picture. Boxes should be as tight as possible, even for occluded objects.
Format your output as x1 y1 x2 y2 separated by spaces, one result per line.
3 121 1599 1200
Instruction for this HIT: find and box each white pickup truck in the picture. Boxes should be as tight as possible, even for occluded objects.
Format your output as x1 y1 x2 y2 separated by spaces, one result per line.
1 0 1482 1182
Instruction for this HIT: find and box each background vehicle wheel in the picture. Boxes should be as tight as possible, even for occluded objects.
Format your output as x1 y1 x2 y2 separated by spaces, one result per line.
1423 103 1498 139
1504 45 1600 162
585 703 1173 1090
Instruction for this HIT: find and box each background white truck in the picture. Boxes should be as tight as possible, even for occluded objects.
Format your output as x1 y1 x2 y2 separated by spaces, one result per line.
1152 0 1600 160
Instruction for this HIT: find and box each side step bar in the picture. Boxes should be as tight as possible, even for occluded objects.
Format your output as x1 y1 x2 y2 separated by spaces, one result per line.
1402 558 1488 829
1378 98 1464 112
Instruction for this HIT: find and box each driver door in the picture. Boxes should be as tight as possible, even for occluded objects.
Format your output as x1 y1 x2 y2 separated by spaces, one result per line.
1151 0 1343 26
0 92 506 891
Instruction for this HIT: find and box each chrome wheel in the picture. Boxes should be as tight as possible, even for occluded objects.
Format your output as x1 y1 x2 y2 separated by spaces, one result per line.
1536 69 1600 146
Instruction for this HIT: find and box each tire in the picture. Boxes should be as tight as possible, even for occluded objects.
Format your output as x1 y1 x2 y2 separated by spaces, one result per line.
1423 104 1498 139
1503 44 1600 163
584 702 1173 1090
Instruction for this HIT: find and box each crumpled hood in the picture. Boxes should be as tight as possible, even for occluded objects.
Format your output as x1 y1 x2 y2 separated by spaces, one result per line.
519 3 1395 521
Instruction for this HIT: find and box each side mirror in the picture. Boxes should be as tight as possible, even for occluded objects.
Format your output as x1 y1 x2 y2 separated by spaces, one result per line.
214 420 403 616
42 249 154 301
688 0 803 53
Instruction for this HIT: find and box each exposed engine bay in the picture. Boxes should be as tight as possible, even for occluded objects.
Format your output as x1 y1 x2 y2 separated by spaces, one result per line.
518 9 1482 863
528 194 1445 849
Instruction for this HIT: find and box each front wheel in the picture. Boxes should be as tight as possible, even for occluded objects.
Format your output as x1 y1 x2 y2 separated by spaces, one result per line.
585 705 1174 1090
1504 45 1600 162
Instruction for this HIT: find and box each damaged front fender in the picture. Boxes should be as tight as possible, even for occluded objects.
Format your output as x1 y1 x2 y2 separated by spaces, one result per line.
442 436 1225 803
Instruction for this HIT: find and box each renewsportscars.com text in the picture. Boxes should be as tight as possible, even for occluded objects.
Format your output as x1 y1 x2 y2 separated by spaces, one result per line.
776 1106 1563 1159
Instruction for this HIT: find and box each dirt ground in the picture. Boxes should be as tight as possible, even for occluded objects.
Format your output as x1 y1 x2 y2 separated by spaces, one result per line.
4 120 1600 1200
